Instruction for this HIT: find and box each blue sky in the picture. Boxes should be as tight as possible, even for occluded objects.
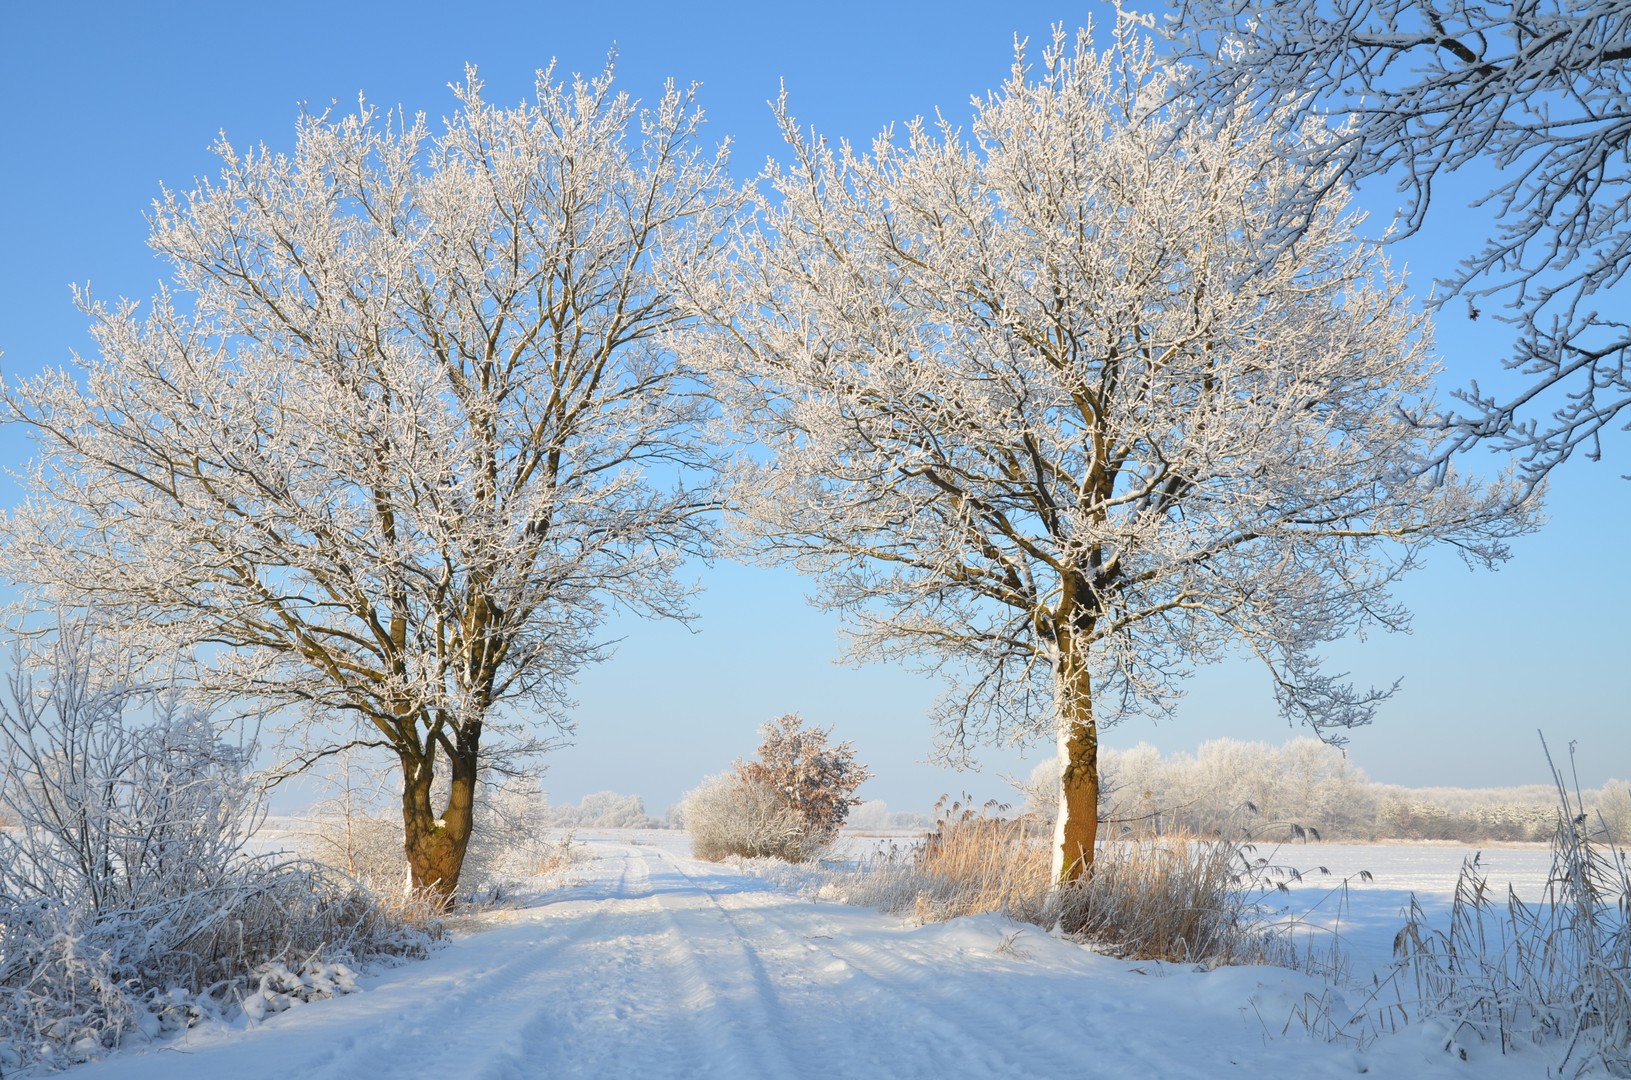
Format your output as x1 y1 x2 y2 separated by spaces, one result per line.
2 1 1625 815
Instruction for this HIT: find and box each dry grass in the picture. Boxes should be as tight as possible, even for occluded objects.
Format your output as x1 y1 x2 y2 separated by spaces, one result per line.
0 857 438 1072
1052 835 1288 964
822 797 1046 921
906 798 1052 922
821 795 1291 965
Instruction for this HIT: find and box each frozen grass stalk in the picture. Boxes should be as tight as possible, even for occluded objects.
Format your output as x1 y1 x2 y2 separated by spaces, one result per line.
820 796 1305 966
1391 735 1631 1076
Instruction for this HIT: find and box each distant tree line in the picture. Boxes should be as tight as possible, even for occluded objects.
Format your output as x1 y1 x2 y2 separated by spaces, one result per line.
540 791 669 830
1024 738 1631 844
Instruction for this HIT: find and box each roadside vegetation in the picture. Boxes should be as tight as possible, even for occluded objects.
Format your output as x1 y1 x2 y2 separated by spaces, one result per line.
809 794 1307 966
2 2 1625 1073
745 741 1631 1073
301 765 578 912
0 634 435 1075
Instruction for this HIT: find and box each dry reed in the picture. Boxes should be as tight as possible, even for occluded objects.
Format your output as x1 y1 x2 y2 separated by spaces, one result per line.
1051 834 1288 964
822 795 1291 965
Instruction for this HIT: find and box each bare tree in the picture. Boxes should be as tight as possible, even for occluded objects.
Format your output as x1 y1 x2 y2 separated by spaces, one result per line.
683 27 1535 882
1 62 735 903
1162 0 1631 482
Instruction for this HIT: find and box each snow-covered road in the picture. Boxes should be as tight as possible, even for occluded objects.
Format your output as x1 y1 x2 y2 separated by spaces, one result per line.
74 836 1551 1079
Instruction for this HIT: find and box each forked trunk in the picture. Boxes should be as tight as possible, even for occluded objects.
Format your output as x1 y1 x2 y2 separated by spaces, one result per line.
1052 644 1099 885
400 749 477 910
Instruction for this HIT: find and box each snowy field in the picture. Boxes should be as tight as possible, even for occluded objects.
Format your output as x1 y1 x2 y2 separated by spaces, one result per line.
1245 841 1553 981
67 832 1563 1080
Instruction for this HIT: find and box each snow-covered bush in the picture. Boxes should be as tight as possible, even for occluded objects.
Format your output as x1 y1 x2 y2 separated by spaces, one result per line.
0 685 256 915
0 632 432 1072
738 714 870 843
681 771 823 863
238 959 360 1024
682 715 871 863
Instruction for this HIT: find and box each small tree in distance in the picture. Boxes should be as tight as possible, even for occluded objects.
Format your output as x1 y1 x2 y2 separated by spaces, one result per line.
681 714 870 862
737 713 871 845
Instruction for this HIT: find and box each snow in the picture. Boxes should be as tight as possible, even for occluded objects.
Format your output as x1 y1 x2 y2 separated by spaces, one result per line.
65 833 1558 1079
1245 841 1554 978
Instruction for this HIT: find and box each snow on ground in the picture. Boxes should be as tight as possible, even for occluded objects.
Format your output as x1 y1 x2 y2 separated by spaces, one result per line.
1234 841 1554 983
68 833 1559 1080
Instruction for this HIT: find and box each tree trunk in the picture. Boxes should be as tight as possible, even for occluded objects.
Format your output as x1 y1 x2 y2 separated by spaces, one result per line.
399 748 476 910
1052 643 1099 885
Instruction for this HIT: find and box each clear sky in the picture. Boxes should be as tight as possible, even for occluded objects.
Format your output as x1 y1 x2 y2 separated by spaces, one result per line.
1 1 1625 816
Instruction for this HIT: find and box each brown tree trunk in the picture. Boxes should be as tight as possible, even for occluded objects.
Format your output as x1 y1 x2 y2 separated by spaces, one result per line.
399 748 477 910
1052 638 1099 885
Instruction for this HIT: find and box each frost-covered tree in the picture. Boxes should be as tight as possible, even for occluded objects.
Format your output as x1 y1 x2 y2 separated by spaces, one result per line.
684 27 1535 882
1595 778 1631 843
539 789 662 828
1163 0 1631 481
1 63 735 903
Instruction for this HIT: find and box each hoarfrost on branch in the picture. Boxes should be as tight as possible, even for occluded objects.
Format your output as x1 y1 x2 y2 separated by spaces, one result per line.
1165 0 1631 481
1 61 737 900
682 26 1537 881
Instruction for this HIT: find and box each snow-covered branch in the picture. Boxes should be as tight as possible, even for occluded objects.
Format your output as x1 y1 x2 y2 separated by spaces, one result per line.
1 61 739 899
682 25 1538 881
1164 0 1631 481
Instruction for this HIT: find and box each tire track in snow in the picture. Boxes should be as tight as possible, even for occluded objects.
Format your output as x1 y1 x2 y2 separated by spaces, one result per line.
164 845 766 1080
722 875 1283 1080
684 871 1079 1078
647 845 1241 1079
257 847 667 1080
638 843 1123 1078
638 844 857 1077
534 841 803 1079
746 914 1039 1075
